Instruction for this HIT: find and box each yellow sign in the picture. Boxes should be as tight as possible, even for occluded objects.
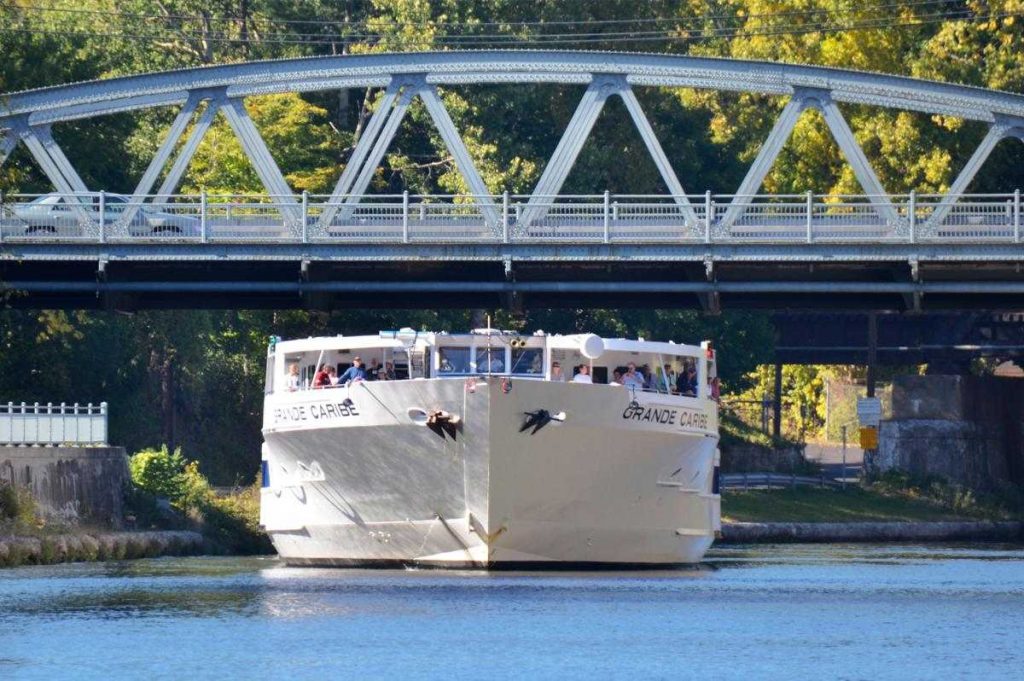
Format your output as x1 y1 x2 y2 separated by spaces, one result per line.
860 427 878 449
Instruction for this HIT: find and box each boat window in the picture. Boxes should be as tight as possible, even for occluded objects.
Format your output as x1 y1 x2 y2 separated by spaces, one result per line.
438 346 470 374
475 347 505 373
264 354 275 395
510 348 543 374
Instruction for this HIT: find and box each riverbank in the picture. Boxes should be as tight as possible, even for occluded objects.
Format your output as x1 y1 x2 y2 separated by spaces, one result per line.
0 530 204 567
720 520 1024 543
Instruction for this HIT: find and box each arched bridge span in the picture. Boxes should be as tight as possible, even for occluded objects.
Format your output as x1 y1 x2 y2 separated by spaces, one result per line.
2 51 1024 310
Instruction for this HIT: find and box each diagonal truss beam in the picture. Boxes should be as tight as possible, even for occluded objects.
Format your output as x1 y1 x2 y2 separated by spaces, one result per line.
719 96 807 230
324 76 501 228
618 86 698 225
153 98 221 202
418 83 500 227
10 121 93 225
816 95 899 226
337 87 416 220
30 125 89 195
318 81 403 228
520 78 614 227
220 96 301 225
0 130 16 169
118 93 203 226
925 117 1024 230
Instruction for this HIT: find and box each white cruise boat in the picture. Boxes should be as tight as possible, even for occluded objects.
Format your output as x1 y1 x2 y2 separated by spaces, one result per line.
260 328 721 568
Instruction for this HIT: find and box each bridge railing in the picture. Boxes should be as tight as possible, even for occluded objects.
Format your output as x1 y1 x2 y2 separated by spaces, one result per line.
0 401 108 446
1 190 1021 244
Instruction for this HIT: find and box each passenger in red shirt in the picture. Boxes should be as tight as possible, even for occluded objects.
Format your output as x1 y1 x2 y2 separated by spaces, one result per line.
313 363 332 389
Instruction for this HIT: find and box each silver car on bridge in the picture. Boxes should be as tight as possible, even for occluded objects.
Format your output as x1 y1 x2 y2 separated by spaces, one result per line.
3 193 200 237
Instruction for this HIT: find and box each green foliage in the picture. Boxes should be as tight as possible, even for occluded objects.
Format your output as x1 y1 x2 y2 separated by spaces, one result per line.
869 469 1023 520
199 481 274 555
0 482 38 526
129 445 211 509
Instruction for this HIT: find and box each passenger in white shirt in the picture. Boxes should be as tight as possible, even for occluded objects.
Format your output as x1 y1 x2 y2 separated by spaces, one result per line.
572 364 593 383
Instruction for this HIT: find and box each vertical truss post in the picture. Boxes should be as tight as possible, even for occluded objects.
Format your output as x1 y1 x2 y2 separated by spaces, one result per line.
925 119 1019 231
806 191 814 243
909 190 917 243
1015 189 1021 243
816 95 899 227
200 190 208 243
402 190 409 243
98 190 106 244
720 96 807 231
502 191 509 243
301 190 309 243
705 190 713 244
522 78 614 228
603 190 611 243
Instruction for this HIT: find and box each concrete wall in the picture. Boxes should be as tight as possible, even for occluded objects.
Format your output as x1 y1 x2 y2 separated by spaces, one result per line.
0 446 129 527
872 376 1024 491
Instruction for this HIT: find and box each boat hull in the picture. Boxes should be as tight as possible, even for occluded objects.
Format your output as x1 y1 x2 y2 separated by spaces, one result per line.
261 378 719 567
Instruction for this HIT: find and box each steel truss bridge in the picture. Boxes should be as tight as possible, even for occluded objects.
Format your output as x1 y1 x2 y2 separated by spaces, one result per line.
2 51 1024 310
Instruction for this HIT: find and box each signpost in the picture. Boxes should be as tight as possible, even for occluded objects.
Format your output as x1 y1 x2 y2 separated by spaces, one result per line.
857 396 881 453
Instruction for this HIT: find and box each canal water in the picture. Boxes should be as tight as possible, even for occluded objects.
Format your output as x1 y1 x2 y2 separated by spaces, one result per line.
1 544 1022 680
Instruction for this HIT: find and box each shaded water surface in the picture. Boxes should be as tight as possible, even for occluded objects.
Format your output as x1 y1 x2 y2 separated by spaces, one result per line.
1 544 1023 679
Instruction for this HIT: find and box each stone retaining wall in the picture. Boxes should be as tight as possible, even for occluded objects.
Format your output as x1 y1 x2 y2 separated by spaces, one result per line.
872 375 1024 491
0 530 204 567
0 446 129 526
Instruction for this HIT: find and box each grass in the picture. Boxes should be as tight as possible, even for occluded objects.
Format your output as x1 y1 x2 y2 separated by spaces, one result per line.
722 485 1017 523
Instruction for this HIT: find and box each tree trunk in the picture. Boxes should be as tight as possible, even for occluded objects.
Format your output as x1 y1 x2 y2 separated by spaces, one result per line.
161 354 176 451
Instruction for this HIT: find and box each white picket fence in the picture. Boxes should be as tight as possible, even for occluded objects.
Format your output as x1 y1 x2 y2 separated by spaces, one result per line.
0 402 108 446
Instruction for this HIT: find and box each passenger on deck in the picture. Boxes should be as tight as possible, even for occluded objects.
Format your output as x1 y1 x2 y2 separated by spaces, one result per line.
479 352 504 373
327 366 338 385
439 351 454 373
313 363 332 389
572 364 592 383
550 361 566 382
382 361 396 381
676 363 698 397
623 363 645 390
658 363 676 392
641 364 654 390
611 369 624 386
287 364 301 391
337 356 366 386
366 358 381 381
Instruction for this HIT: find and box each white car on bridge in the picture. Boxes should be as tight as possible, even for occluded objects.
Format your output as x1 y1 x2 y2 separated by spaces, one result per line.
3 193 200 237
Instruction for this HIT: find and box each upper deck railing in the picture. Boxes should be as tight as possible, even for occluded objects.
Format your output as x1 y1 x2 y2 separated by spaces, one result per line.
0 401 109 446
1 191 1021 245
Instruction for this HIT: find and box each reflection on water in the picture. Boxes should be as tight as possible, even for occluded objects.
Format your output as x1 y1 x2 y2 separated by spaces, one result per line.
1 546 1023 679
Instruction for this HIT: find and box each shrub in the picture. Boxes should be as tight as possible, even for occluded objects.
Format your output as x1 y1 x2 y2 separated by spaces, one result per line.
129 446 211 510
0 481 38 526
